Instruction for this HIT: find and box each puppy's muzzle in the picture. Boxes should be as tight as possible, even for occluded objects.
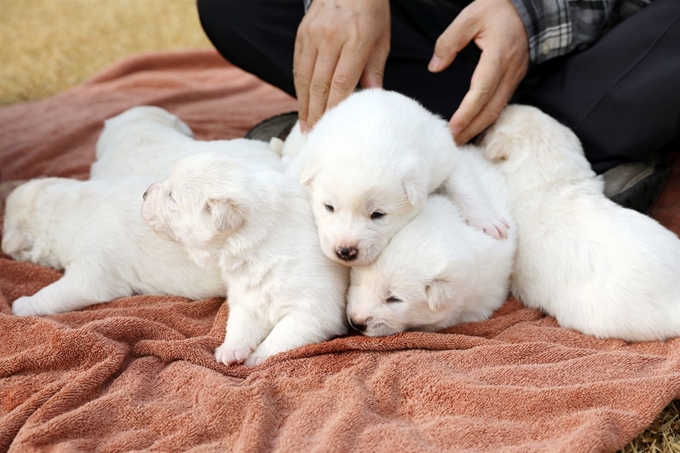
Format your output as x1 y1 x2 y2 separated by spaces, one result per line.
335 245 358 262
349 318 367 332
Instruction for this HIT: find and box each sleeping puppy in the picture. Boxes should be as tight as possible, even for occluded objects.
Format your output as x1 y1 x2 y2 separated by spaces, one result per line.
346 148 515 336
479 105 680 342
292 89 509 267
141 152 348 366
91 106 283 179
2 177 225 316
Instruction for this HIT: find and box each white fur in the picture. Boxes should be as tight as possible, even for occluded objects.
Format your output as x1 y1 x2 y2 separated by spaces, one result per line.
292 89 509 267
270 120 307 172
142 153 348 366
2 177 225 316
479 104 680 341
91 106 284 179
347 148 516 336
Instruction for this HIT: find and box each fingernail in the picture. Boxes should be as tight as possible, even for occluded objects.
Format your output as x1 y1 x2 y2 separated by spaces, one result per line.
428 56 443 72
299 120 308 134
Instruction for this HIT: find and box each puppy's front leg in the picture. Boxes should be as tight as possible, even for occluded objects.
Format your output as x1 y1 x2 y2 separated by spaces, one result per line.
214 303 270 366
244 314 331 366
12 265 114 316
444 162 509 239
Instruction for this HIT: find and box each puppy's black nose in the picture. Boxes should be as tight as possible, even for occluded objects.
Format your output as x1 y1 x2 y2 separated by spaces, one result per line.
349 319 367 332
335 246 358 261
142 191 148 200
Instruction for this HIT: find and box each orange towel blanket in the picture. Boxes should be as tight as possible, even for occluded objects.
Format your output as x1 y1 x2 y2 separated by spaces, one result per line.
1 49 679 453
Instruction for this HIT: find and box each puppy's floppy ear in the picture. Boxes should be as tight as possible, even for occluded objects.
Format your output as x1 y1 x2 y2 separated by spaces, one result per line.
425 279 456 311
403 177 428 207
299 154 321 187
206 198 245 233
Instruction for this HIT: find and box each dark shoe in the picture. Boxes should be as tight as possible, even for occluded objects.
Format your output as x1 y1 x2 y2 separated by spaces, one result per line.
245 111 298 142
603 161 672 214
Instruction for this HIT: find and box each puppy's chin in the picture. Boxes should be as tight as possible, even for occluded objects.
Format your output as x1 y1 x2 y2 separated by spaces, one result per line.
153 226 179 244
331 256 371 268
364 324 403 338
140 199 157 229
141 199 176 243
142 214 170 242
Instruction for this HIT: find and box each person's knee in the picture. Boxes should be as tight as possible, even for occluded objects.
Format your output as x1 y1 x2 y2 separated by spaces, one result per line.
196 0 300 96
197 0 263 65
198 0 243 40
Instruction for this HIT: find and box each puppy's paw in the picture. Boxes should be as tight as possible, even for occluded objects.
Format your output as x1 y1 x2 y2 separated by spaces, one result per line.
12 296 41 317
464 212 510 240
214 342 254 366
243 349 272 367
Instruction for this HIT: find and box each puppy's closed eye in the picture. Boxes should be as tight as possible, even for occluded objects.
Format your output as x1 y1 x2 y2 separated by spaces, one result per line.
371 211 385 220
386 296 402 303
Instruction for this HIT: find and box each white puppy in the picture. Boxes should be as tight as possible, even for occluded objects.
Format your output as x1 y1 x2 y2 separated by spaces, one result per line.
292 89 508 267
91 106 283 179
2 177 225 316
141 153 348 366
347 148 515 336
479 105 680 342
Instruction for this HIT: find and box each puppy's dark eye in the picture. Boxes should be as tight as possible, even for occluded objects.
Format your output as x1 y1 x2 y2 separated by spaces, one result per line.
371 211 385 220
386 296 402 303
324 204 334 213
168 191 175 202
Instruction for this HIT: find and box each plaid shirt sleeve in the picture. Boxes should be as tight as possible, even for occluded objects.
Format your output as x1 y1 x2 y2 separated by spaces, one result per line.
303 0 621 64
509 0 618 63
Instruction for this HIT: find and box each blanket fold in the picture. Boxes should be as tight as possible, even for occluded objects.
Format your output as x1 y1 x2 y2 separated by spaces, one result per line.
1 49 679 453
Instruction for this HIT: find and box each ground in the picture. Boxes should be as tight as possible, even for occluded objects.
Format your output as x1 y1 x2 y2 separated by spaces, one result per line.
0 0 209 105
0 1 677 450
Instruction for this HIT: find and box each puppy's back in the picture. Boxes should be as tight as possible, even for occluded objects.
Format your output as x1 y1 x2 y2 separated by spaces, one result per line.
6 177 224 300
485 106 680 341
512 192 680 341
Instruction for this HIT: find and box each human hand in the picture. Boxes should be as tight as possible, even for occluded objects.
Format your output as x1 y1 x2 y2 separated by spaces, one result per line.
428 0 529 145
294 0 391 132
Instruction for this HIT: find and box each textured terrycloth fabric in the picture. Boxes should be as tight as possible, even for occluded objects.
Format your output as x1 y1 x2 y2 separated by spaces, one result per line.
1 49 680 453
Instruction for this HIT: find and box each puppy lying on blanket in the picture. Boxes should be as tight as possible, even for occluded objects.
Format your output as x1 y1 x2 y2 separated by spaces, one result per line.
347 148 515 336
91 106 284 179
480 105 680 342
292 89 509 267
2 177 225 316
142 153 348 366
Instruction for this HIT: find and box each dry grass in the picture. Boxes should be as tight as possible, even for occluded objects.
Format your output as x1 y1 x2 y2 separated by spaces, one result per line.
623 401 680 453
0 1 678 451
0 0 210 105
